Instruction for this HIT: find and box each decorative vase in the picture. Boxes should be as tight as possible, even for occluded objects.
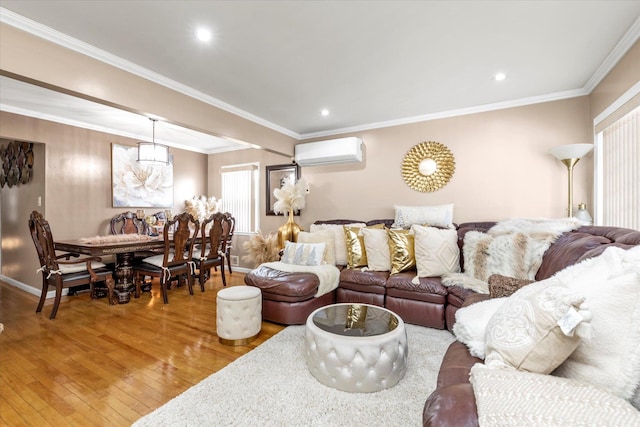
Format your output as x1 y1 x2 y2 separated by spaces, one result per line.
278 207 301 249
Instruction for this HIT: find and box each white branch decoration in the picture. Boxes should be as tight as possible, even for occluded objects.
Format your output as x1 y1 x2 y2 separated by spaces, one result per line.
273 177 309 215
185 195 222 220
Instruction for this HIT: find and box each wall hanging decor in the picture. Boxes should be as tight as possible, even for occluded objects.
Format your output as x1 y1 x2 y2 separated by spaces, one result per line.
112 143 174 208
401 141 455 192
0 140 34 188
266 163 300 216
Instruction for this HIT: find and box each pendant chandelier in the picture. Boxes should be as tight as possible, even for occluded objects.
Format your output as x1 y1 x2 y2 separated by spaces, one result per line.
137 118 169 164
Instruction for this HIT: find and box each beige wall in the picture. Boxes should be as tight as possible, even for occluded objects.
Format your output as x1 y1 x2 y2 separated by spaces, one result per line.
295 97 592 229
0 111 208 291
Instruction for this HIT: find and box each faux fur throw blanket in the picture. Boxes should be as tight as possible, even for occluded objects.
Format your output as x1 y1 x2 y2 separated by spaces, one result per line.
78 234 155 244
470 364 640 426
442 218 583 293
260 261 340 298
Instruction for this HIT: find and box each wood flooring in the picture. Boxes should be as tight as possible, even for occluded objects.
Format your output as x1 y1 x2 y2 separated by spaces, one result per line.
0 271 284 426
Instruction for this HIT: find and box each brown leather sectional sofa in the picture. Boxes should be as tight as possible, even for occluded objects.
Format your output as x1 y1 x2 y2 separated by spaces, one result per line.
244 219 640 425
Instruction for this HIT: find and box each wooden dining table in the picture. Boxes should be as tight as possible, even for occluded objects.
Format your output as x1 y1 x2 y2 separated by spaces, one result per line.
54 236 165 304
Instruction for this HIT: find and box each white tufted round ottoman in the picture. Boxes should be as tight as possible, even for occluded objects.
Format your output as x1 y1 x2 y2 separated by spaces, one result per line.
216 286 262 345
305 303 407 393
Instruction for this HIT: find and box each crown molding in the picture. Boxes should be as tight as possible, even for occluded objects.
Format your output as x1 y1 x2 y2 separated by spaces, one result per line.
583 15 640 93
0 8 301 140
299 88 588 140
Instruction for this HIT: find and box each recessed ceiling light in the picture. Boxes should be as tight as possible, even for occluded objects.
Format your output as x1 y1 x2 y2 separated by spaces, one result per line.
321 109 330 116
493 72 507 81
196 28 212 42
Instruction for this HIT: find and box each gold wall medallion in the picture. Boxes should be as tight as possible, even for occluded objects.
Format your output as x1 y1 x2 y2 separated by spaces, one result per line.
401 141 455 192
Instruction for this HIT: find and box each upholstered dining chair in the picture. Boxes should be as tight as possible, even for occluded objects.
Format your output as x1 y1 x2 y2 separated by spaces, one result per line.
133 212 199 304
194 212 229 290
29 210 116 319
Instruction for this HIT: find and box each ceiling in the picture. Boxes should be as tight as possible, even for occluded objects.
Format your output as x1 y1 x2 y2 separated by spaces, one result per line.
1 1 639 153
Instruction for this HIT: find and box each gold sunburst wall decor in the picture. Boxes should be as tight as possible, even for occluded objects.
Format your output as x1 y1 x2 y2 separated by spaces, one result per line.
401 141 455 192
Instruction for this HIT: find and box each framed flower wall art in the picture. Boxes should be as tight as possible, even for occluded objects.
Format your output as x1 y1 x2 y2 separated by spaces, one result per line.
112 143 174 208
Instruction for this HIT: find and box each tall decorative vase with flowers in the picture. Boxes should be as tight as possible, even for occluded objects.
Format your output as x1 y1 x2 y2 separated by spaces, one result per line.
273 177 309 248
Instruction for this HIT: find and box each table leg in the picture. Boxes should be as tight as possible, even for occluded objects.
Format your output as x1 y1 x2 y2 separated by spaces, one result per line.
113 252 135 304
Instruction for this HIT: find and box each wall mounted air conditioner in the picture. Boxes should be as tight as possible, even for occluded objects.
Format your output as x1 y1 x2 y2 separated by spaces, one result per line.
294 137 363 167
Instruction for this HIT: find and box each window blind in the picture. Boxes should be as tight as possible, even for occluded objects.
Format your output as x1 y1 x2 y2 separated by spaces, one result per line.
220 163 259 233
598 106 639 229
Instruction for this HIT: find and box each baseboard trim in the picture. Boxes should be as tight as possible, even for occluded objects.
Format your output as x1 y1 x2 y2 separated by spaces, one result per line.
0 275 59 299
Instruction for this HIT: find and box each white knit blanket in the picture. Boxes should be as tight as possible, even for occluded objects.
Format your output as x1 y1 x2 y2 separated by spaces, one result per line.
470 364 640 426
260 261 340 297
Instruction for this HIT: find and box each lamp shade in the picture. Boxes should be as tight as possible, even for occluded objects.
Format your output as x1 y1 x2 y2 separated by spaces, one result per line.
548 143 593 160
137 141 169 164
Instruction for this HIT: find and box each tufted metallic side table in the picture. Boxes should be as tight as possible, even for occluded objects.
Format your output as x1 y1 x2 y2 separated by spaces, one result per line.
305 303 407 393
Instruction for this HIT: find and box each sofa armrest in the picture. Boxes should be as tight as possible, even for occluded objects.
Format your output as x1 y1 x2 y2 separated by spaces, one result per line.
461 293 490 308
423 383 478 427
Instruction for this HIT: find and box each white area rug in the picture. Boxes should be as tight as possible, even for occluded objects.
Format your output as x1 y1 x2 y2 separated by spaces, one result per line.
133 324 455 426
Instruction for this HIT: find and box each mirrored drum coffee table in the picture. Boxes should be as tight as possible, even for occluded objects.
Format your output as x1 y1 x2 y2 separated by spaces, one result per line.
304 303 408 393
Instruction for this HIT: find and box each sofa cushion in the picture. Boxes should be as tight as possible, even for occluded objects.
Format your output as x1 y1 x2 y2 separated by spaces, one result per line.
360 227 391 271
309 222 366 265
413 225 460 278
388 229 416 274
244 265 319 301
386 273 447 298
296 230 336 265
484 283 591 374
392 203 454 229
281 241 325 266
339 269 388 288
487 274 534 298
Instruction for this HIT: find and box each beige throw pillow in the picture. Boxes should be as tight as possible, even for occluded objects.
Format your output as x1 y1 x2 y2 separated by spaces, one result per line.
296 230 336 265
412 224 460 277
484 282 591 374
360 227 391 271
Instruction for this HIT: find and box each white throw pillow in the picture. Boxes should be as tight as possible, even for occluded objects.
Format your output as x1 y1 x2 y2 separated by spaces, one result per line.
412 224 460 277
296 230 336 265
484 282 591 375
58 261 107 274
551 246 640 400
392 203 454 229
309 223 366 266
453 297 507 359
360 227 391 271
281 241 326 266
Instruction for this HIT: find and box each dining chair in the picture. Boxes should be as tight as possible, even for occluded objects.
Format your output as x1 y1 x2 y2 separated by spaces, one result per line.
195 212 228 290
133 212 199 304
110 211 148 235
214 212 235 274
29 210 116 319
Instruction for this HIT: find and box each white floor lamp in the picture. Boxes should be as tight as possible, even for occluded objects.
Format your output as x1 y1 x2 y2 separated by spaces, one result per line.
548 143 594 217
